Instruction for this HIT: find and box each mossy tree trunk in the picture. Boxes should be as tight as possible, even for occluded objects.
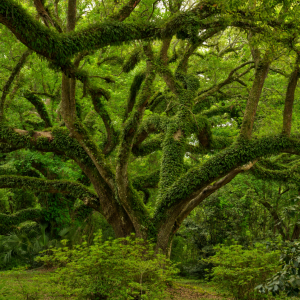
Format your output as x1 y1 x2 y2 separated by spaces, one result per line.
0 0 300 254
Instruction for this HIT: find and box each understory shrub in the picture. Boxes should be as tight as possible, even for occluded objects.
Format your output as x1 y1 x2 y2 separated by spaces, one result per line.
256 240 300 298
36 231 178 300
204 243 280 300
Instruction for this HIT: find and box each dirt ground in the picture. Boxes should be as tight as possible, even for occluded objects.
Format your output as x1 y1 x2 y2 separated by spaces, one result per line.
166 282 225 300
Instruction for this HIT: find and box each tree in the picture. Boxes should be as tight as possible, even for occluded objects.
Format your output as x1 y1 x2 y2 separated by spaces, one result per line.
0 0 300 254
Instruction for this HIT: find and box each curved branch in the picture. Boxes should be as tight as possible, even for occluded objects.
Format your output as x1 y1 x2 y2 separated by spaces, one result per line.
89 88 118 155
132 134 163 156
23 91 53 128
174 159 257 231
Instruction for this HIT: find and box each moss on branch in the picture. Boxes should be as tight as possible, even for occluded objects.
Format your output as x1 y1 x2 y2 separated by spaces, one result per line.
0 0 221 69
132 170 160 189
153 135 300 226
0 175 101 211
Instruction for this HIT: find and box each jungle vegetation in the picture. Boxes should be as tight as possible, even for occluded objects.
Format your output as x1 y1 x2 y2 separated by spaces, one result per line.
0 0 300 261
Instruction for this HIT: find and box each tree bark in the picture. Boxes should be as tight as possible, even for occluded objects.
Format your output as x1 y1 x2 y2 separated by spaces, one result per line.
239 53 270 140
282 54 300 136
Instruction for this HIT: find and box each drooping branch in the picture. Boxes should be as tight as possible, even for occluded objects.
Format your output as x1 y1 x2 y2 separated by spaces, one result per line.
0 208 43 228
23 91 53 128
133 114 167 147
282 53 300 136
251 161 300 185
132 134 163 156
132 170 160 189
0 175 102 212
0 49 32 121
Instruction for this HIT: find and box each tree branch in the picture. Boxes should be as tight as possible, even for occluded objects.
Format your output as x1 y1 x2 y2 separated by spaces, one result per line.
195 61 254 104
0 49 32 121
0 175 102 212
282 53 300 136
153 134 300 248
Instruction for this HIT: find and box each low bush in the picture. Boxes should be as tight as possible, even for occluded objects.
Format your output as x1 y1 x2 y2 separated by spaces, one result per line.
36 231 178 300
204 243 280 300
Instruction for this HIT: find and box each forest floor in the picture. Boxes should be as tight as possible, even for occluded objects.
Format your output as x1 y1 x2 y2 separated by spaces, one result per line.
0 269 296 299
166 279 226 299
0 269 228 300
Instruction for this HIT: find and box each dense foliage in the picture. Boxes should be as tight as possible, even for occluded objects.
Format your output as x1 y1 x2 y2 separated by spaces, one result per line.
1 0 300 298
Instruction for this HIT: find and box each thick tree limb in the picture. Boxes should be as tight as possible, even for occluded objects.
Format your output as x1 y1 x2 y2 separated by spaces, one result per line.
153 135 300 249
155 159 257 251
175 160 258 229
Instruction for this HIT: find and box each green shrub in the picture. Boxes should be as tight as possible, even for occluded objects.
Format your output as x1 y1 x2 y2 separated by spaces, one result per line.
204 243 280 300
36 231 178 299
256 240 300 298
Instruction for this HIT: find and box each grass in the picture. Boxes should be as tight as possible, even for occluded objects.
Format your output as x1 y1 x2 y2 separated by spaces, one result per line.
0 269 297 300
0 269 74 300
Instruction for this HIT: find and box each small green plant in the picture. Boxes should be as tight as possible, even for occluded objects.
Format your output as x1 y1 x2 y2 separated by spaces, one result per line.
36 231 178 299
204 243 280 300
